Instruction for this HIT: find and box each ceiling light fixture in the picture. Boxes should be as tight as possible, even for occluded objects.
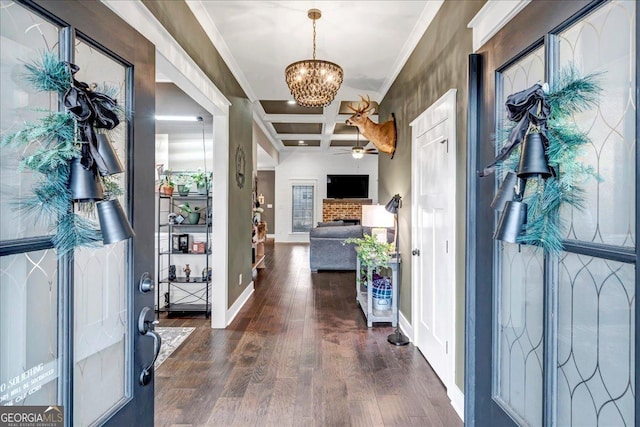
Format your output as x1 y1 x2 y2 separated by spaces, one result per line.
352 146 364 159
155 115 203 122
285 9 343 108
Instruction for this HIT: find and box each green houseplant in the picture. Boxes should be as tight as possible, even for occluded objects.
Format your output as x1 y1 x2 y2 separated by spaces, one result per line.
191 169 210 195
175 174 193 196
178 202 203 224
159 171 175 196
344 234 394 286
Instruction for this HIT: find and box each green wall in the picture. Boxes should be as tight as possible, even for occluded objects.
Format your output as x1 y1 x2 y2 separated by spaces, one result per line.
379 0 485 390
143 0 254 311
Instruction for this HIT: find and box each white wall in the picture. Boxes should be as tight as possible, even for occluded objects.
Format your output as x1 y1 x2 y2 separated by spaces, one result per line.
274 151 378 243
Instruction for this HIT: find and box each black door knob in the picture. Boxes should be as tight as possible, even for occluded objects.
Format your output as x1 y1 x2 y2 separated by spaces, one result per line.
412 249 420 256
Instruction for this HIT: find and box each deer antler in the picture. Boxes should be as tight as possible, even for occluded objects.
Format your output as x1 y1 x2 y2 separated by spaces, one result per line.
359 95 372 113
347 103 359 113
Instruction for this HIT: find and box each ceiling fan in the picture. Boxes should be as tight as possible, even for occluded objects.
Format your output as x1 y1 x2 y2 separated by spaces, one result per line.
335 129 378 159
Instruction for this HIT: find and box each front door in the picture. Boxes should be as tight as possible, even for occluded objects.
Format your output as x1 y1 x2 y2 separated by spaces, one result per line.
412 90 457 389
467 1 637 426
0 1 155 426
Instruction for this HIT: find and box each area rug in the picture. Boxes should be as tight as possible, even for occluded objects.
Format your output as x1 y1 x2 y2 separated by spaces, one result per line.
154 326 196 369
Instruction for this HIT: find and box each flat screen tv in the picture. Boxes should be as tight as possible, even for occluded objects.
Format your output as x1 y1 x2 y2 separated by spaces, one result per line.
326 175 369 199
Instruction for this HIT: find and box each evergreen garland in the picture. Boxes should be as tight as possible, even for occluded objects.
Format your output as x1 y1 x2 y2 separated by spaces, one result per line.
496 66 601 254
1 51 123 256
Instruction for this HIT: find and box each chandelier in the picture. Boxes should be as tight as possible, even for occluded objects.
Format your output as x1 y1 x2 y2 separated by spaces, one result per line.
285 9 343 107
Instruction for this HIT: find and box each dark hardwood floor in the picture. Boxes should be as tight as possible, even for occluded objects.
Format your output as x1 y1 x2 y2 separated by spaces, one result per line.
155 240 462 427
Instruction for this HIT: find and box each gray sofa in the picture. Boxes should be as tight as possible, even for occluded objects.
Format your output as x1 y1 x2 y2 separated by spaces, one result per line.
309 223 363 272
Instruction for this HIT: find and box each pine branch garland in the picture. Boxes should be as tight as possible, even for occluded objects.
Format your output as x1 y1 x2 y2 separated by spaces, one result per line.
495 66 602 254
24 51 71 94
2 50 126 256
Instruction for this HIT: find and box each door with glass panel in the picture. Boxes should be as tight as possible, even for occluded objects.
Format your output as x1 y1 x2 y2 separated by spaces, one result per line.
0 1 155 426
467 0 637 425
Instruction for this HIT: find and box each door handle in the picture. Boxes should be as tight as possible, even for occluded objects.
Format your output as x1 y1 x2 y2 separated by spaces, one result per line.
412 248 420 256
139 272 154 293
138 306 162 386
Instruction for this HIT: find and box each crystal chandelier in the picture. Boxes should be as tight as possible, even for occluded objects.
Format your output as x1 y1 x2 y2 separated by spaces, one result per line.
285 9 343 107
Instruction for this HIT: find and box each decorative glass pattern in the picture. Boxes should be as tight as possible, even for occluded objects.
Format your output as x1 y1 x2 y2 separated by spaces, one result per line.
558 0 636 247
494 46 545 426
292 185 314 232
0 1 59 240
555 4 636 425
557 253 634 426
0 250 58 406
72 40 130 426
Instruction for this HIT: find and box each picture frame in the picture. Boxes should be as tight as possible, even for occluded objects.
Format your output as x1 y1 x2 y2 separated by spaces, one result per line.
172 233 189 253
178 234 189 253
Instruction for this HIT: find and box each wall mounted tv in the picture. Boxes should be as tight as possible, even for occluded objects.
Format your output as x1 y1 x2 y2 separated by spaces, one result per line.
326 175 369 199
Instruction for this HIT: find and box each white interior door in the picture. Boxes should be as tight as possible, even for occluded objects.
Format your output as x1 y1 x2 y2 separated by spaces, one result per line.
411 90 456 390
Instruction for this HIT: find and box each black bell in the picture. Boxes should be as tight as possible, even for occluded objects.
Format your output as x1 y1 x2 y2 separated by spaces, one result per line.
493 200 527 243
69 157 104 202
96 199 135 244
517 132 551 179
96 133 125 176
491 171 519 211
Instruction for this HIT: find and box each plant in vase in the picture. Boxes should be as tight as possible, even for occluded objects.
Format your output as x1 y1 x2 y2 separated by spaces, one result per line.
159 171 175 196
178 202 203 224
344 233 394 287
192 169 210 195
175 174 193 196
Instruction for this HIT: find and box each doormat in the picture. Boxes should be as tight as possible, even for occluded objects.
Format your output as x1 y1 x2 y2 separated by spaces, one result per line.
154 327 196 369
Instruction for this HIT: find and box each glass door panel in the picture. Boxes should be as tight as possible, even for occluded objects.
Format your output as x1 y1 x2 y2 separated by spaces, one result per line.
557 254 635 425
0 2 59 239
557 0 636 247
493 46 546 426
555 1 636 426
72 39 130 426
0 250 59 406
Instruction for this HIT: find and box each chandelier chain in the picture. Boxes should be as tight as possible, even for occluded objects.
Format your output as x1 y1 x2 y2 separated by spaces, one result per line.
312 18 317 60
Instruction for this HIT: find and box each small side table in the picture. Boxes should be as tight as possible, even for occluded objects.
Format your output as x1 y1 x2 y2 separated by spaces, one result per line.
355 253 400 327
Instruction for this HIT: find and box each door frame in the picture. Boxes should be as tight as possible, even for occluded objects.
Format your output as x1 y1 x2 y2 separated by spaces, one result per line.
465 0 638 425
411 88 461 415
102 0 233 329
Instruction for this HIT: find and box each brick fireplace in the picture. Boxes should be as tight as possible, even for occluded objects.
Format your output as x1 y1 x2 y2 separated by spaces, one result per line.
322 199 372 223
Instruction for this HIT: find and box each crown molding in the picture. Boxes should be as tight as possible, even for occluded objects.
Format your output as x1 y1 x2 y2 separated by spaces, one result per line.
378 0 444 98
468 0 532 52
186 0 258 102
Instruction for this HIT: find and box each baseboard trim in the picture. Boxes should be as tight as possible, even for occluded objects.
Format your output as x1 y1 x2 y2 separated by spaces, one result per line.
226 281 254 326
399 310 413 341
449 384 465 422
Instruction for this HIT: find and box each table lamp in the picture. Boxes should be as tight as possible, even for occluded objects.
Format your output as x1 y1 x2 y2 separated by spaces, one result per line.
361 204 394 243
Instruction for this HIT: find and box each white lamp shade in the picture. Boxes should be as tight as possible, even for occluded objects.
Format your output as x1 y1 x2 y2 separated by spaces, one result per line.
361 204 394 228
362 204 394 243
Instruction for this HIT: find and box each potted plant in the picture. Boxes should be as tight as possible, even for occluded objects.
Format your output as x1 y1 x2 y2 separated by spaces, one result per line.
159 172 175 196
192 169 210 195
175 174 193 196
178 202 203 224
344 234 394 287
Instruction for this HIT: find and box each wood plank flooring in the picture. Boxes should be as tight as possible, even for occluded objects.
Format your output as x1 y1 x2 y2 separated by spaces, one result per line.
155 240 463 427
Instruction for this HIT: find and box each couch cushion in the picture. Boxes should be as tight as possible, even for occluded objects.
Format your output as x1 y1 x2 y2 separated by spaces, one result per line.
310 224 363 238
317 220 344 227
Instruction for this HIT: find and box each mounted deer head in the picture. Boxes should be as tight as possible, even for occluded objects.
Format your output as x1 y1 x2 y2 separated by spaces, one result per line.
345 95 397 158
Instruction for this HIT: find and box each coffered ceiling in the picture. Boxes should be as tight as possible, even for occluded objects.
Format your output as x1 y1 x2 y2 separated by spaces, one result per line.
185 0 443 163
